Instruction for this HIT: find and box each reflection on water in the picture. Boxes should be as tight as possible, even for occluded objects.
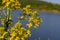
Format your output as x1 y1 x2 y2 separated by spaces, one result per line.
34 37 51 40
34 37 50 40
48 37 50 40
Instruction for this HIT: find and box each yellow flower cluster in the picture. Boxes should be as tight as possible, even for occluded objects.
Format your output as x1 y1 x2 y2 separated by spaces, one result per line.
22 5 32 15
1 19 6 25
32 11 38 18
0 27 8 39
1 17 12 26
33 18 41 29
14 22 22 28
27 23 33 28
25 10 43 29
6 22 31 40
2 0 21 10
19 5 42 29
28 16 42 29
0 0 43 40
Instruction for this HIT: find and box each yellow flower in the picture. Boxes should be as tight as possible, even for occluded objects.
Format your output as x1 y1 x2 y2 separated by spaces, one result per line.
20 16 25 19
34 26 38 29
14 22 22 28
21 27 26 31
24 34 28 38
35 24 39 27
32 11 38 18
27 30 31 36
0 27 5 30
29 17 34 22
24 31 31 38
10 0 15 2
10 27 16 31
2 0 21 9
10 31 16 36
19 31 23 35
3 32 8 36
15 36 19 40
27 23 32 28
33 11 37 13
34 19 38 23
11 4 15 7
21 37 25 40
22 5 31 15
0 36 4 39
4 2 11 8
23 8 26 10
9 37 13 40
1 19 6 25
40 18 43 22
2 0 6 4
26 5 31 8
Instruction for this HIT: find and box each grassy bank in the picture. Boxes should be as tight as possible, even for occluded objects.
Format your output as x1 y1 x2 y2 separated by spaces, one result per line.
20 0 60 13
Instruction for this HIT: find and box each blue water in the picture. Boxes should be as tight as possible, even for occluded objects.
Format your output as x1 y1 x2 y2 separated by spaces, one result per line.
30 12 60 40
1 10 60 40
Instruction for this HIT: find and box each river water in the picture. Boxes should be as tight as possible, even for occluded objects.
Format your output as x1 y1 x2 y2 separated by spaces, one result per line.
1 10 60 40
29 12 60 40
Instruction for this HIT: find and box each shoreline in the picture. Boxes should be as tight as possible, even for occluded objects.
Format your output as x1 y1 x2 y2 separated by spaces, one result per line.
33 9 60 14
0 6 60 14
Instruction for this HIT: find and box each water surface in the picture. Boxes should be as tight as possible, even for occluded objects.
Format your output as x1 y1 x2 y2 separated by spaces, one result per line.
1 10 60 40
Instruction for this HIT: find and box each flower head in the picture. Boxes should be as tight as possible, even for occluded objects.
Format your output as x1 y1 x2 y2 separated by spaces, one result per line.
27 23 33 28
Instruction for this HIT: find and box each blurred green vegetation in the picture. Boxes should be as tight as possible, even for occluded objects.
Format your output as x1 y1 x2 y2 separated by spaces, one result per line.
0 0 60 12
20 0 60 11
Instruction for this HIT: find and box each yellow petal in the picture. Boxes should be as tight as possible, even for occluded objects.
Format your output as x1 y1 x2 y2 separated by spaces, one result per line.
27 23 32 28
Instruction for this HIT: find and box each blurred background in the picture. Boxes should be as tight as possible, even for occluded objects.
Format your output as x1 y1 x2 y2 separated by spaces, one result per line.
0 0 60 40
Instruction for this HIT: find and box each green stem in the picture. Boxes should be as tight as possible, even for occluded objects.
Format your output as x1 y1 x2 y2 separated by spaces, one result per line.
4 8 11 31
6 9 11 20
7 9 9 16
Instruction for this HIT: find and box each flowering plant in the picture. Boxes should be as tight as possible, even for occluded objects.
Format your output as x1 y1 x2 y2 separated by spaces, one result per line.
0 0 42 40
